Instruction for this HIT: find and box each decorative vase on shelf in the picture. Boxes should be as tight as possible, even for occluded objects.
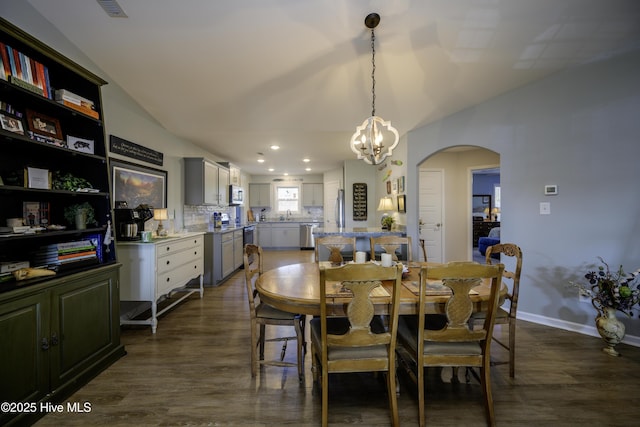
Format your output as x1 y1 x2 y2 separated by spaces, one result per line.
595 306 625 357
75 209 87 230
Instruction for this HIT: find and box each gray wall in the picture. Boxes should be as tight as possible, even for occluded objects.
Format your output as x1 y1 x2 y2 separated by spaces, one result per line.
407 50 640 340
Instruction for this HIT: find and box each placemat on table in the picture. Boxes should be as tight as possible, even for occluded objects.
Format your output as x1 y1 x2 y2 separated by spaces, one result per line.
402 280 479 296
325 281 390 298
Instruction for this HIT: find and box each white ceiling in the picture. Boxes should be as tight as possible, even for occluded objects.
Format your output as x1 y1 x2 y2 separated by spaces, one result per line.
27 0 640 176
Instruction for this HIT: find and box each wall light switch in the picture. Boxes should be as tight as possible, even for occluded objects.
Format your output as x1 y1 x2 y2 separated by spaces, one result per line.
540 202 551 215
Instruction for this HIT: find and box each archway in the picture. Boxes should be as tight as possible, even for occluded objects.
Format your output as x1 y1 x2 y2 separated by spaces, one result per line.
418 146 500 262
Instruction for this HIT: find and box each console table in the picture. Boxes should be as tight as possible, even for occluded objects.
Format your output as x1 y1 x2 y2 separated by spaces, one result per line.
117 233 204 333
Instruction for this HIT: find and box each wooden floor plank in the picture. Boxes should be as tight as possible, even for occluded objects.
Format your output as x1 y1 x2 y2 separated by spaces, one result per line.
35 249 640 426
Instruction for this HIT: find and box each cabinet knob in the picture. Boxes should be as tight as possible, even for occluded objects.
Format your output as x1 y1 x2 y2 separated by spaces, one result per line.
166 246 170 251
51 332 59 346
166 260 170 265
41 338 49 351
166 277 170 282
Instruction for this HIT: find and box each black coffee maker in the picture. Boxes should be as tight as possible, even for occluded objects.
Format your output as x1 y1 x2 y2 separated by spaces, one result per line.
114 202 154 241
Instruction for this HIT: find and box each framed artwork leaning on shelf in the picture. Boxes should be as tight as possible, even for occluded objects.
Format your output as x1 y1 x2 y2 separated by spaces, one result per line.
26 109 63 140
110 158 167 209
0 112 25 135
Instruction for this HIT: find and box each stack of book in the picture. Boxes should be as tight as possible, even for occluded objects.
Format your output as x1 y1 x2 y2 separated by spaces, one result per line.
0 42 51 98
55 89 99 119
35 239 99 270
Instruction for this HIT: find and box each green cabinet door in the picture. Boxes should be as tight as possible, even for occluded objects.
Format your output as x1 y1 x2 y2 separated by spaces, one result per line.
0 292 49 406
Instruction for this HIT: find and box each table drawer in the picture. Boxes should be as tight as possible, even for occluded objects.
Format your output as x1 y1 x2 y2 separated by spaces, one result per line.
157 246 203 275
157 235 203 257
157 258 204 298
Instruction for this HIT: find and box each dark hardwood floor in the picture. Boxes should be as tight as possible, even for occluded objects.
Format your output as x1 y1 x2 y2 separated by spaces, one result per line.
36 250 640 426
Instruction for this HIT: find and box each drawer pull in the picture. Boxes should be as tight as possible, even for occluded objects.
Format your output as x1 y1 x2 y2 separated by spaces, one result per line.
166 260 170 265
166 277 170 282
166 246 170 251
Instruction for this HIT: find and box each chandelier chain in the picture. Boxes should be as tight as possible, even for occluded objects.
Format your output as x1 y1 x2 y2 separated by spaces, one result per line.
370 27 376 117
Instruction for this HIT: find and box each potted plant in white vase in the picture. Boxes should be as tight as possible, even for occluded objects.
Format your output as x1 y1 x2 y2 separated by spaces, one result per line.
569 257 640 356
64 202 96 230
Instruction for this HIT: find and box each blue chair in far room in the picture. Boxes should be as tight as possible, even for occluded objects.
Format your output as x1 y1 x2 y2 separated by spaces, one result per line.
478 227 500 259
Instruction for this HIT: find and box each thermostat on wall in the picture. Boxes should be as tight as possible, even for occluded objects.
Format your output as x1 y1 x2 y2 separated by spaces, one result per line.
544 185 558 195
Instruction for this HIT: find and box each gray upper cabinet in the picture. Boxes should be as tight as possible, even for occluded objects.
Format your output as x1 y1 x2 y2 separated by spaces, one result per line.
249 183 272 208
302 183 323 207
184 157 229 206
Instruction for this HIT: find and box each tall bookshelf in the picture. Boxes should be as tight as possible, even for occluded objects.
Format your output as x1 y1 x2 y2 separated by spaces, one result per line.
0 17 124 426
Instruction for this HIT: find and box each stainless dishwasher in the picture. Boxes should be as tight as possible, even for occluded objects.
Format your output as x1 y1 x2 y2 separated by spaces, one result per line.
300 223 318 250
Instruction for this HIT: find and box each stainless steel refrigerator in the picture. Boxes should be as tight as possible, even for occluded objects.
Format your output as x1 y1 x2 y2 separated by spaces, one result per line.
335 189 345 228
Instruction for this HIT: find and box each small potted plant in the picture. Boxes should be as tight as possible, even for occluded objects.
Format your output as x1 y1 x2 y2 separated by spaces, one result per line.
381 215 395 230
64 202 96 230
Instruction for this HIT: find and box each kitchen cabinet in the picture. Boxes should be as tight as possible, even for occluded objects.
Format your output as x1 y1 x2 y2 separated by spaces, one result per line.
0 18 123 425
257 223 272 248
184 158 230 206
207 228 245 286
233 229 244 270
218 161 241 186
0 266 124 426
249 183 272 208
302 183 324 207
270 223 300 248
118 233 204 333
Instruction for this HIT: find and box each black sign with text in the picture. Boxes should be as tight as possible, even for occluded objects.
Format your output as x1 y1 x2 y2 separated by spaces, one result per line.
109 135 164 166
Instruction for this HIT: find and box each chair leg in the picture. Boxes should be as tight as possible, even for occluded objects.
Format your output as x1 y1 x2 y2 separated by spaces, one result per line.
418 366 425 427
295 316 305 381
321 368 329 427
259 324 266 360
250 321 258 377
480 360 496 427
509 318 516 378
387 361 400 426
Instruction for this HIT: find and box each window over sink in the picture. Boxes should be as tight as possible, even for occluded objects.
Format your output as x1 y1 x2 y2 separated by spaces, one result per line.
276 186 299 213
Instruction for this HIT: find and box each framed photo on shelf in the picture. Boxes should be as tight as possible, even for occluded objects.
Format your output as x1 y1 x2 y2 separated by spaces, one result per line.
67 135 95 154
110 158 167 209
26 110 63 139
397 195 406 213
0 112 25 135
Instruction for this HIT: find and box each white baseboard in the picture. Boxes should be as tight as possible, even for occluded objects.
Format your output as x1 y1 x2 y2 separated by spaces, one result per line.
518 311 640 348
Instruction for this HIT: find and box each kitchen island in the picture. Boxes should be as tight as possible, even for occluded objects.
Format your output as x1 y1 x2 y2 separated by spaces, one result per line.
313 227 406 259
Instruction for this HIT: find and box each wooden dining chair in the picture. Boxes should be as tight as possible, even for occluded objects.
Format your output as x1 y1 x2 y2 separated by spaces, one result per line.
370 235 413 262
397 261 504 427
310 262 403 427
314 235 356 264
471 243 523 378
243 244 306 381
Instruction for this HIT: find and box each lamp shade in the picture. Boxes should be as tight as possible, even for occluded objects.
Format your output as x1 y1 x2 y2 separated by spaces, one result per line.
153 208 168 221
377 197 394 212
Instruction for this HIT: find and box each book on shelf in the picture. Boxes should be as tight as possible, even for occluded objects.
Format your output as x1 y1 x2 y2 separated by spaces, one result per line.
54 89 95 109
0 42 52 98
0 260 30 273
57 99 99 119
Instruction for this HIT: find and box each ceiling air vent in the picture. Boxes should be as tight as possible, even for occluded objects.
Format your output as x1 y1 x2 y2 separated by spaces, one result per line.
96 0 128 18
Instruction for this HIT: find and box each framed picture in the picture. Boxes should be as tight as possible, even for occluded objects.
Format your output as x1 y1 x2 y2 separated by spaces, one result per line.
397 195 406 213
399 176 405 194
392 180 398 193
110 158 167 209
67 135 95 154
0 112 24 135
386 180 391 194
26 110 63 139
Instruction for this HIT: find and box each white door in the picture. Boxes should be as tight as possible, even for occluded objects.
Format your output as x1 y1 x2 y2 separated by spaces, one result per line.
419 169 444 262
324 180 340 227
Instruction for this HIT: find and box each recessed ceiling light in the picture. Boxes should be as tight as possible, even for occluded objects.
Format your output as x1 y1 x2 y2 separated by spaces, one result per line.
284 172 289 176
257 158 265 163
270 145 280 150
303 158 310 163
305 168 311 171
268 168 274 172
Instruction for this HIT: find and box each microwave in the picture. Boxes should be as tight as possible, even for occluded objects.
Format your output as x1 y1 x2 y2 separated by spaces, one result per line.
229 185 244 205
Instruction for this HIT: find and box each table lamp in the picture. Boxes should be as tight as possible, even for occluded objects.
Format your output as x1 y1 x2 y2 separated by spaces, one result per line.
377 196 394 229
153 208 169 236
491 207 500 221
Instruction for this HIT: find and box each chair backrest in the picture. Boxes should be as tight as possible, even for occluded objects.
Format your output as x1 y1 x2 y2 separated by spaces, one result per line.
315 236 356 264
370 236 413 262
319 262 403 350
486 243 522 317
417 262 504 347
244 244 263 315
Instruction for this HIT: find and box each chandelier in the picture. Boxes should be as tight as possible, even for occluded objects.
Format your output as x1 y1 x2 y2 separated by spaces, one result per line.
350 13 399 165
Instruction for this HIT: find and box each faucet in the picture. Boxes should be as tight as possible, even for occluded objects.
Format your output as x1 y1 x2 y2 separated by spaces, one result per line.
286 210 292 221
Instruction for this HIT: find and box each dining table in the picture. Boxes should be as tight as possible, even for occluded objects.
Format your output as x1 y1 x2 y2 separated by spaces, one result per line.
256 261 507 317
